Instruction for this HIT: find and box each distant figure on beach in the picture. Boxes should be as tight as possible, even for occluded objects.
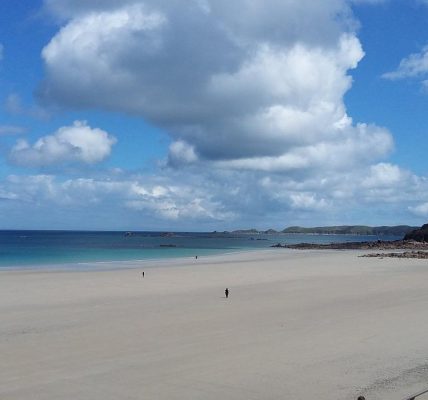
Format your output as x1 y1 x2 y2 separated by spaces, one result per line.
225 288 229 298
195 255 198 259
142 271 145 278
357 396 365 400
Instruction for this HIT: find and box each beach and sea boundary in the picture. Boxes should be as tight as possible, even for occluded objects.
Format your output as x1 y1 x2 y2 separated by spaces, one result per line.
0 230 402 268
2 247 428 399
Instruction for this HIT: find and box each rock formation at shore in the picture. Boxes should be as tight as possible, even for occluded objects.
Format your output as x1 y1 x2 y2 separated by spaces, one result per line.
404 223 428 242
271 240 428 250
271 239 428 259
360 251 428 259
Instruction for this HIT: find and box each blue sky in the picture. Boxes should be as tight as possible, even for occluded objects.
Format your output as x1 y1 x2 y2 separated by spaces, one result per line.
0 0 428 231
347 1 428 174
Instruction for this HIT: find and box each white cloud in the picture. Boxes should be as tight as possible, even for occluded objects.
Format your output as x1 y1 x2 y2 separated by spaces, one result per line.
10 0 424 228
214 123 392 173
362 163 411 188
126 184 234 221
383 45 428 80
9 121 116 167
1 161 427 229
289 193 328 211
38 0 395 177
409 202 428 217
0 174 234 224
168 140 198 167
40 3 167 111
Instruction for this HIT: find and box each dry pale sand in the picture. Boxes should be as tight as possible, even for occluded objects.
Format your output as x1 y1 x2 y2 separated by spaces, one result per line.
1 249 428 400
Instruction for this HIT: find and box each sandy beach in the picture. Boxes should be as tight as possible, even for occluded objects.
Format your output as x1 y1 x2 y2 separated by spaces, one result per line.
1 249 428 400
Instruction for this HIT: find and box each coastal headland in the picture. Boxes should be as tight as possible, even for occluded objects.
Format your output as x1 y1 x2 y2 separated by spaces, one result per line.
2 249 428 399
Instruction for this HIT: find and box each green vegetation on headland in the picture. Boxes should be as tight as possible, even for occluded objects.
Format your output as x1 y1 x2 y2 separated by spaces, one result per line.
232 225 417 236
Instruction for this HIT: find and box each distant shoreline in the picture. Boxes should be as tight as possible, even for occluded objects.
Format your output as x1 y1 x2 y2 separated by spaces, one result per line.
0 224 416 236
232 224 417 236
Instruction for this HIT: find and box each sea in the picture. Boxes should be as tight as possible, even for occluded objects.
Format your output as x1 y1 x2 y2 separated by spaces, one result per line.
0 230 402 269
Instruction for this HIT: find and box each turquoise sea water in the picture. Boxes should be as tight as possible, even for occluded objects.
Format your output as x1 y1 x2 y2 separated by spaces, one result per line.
0 230 402 269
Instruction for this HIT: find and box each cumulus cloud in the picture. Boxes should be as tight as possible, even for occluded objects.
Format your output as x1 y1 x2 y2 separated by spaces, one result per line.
362 163 411 188
214 123 392 173
9 121 116 167
17 0 428 228
38 0 395 176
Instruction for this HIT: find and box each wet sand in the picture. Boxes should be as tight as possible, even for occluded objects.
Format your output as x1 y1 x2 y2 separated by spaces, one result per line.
1 249 428 400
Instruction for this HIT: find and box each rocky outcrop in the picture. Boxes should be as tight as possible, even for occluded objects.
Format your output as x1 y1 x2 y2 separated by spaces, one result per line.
404 223 428 242
272 239 428 259
281 225 417 236
272 240 428 250
360 251 428 259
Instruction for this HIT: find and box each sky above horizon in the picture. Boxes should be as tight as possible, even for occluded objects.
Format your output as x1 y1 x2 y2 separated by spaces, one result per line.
0 0 428 231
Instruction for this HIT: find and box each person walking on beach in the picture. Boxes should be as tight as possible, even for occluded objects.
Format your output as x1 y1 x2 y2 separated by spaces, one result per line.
225 288 229 298
142 271 145 278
